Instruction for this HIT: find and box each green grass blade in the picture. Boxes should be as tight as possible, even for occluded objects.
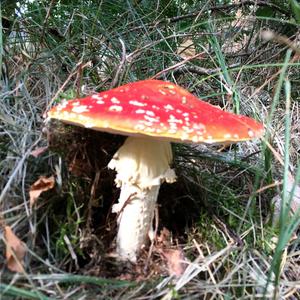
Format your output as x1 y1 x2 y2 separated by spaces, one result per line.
280 79 292 225
263 50 292 185
28 273 136 288
264 76 296 299
206 20 240 114
0 284 51 300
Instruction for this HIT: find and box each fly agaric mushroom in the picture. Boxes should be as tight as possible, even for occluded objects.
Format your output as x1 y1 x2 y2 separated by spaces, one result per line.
47 79 264 262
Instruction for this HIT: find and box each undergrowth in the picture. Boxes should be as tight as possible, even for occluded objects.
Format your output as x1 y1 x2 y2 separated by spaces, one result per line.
1 1 300 299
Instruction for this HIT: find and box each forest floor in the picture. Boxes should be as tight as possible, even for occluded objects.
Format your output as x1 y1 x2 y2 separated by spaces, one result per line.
1 1 300 299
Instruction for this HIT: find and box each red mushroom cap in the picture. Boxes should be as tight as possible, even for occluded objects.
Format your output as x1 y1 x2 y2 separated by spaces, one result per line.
47 80 264 143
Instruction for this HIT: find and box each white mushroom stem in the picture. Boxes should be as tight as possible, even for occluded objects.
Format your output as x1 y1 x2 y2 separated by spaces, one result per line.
108 136 176 262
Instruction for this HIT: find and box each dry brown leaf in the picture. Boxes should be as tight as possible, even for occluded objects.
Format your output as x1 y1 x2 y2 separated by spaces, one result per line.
29 175 55 208
162 248 187 277
30 146 48 158
177 39 196 60
5 226 26 273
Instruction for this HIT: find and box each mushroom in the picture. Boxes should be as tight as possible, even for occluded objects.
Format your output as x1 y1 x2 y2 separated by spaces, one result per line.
47 79 264 262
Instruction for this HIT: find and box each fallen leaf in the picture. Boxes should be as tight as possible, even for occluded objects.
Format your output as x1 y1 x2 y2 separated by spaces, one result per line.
177 39 196 60
5 226 26 273
29 175 55 208
161 248 187 277
30 146 48 158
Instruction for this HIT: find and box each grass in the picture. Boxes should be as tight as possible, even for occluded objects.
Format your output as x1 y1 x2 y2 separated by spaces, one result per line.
1 1 300 299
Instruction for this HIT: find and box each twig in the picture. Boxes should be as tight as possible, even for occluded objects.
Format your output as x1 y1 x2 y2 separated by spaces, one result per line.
212 214 244 247
150 51 208 79
44 60 91 113
152 62 240 79
114 192 137 222
262 30 300 56
40 0 57 45
126 33 218 61
121 1 288 36
111 38 127 88
144 206 159 272
63 234 79 270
